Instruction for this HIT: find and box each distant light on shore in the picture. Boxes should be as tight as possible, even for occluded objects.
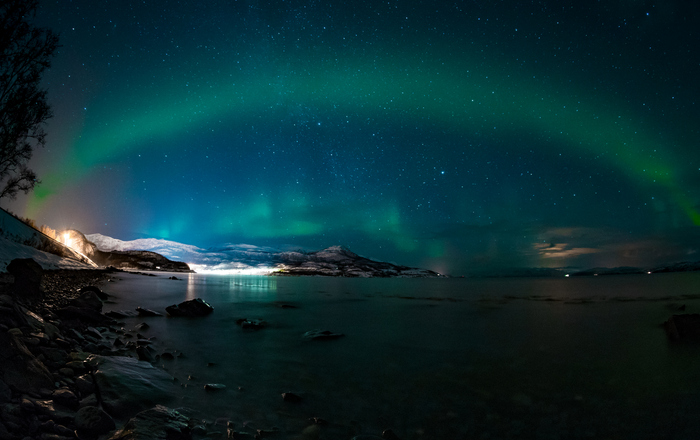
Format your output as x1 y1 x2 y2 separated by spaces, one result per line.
188 263 275 275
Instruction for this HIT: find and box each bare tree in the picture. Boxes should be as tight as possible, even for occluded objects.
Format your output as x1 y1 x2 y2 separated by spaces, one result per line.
0 0 59 200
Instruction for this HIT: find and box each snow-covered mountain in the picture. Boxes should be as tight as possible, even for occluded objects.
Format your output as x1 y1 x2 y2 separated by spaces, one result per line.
86 233 441 277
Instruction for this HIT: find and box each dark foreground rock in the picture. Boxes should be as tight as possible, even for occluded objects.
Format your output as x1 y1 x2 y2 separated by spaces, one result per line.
75 405 116 438
7 258 44 305
108 405 190 440
165 298 213 317
85 355 177 419
664 314 700 341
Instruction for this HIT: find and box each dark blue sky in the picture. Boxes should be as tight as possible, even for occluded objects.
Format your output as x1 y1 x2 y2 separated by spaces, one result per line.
5 0 700 275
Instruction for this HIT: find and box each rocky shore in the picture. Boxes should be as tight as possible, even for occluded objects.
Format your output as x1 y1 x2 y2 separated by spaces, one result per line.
1 259 398 440
0 260 215 440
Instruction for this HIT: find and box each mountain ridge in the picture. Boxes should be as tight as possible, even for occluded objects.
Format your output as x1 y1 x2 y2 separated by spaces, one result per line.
86 233 441 277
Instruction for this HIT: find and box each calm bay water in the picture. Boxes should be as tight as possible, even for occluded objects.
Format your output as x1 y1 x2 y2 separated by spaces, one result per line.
101 272 700 439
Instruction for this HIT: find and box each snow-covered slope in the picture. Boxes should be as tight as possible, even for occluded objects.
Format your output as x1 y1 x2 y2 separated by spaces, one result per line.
86 233 440 277
0 208 97 272
86 234 282 273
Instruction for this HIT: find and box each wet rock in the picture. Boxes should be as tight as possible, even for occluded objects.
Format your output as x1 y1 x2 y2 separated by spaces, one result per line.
107 405 190 440
75 406 116 438
135 322 150 331
105 310 136 319
69 291 103 313
302 329 345 341
165 298 213 317
33 400 76 425
136 346 155 362
351 436 383 440
75 374 94 396
204 383 226 391
235 318 267 330
78 286 109 301
52 388 79 410
664 314 700 341
85 355 177 419
0 330 54 393
136 307 163 317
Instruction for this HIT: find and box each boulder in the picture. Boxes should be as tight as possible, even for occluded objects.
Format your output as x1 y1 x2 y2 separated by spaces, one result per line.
79 286 109 300
302 329 345 341
75 406 116 438
664 314 700 341
165 298 213 317
7 258 44 304
52 388 79 410
69 291 104 312
107 405 190 440
85 355 177 419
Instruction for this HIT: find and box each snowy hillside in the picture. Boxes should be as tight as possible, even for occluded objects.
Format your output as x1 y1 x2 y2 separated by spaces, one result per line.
0 208 97 272
86 234 283 273
86 233 441 277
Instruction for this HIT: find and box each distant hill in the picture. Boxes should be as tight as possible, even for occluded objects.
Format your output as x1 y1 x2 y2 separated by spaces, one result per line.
87 233 441 277
68 230 191 272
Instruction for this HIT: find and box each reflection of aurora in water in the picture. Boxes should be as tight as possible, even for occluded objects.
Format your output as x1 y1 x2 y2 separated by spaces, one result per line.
9 1 699 275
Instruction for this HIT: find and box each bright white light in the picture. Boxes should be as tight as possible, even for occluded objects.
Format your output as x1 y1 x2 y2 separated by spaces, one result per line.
63 232 72 249
188 263 275 275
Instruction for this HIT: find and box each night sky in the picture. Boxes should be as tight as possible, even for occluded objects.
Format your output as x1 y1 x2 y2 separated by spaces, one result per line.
5 0 700 275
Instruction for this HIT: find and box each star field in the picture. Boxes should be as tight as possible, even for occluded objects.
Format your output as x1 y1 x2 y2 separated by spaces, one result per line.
5 0 700 275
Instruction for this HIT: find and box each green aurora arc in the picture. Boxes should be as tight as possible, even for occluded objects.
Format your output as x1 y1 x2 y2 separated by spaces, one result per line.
28 51 699 238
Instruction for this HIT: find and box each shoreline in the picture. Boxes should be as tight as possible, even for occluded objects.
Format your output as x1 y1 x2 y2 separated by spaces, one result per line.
0 263 204 440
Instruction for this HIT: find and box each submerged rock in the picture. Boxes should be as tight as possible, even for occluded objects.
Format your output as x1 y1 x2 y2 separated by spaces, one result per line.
302 329 345 341
664 314 700 341
165 298 213 317
136 307 163 317
281 392 302 402
236 318 267 330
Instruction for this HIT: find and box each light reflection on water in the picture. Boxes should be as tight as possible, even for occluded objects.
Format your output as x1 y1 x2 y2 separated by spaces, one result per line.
102 272 700 438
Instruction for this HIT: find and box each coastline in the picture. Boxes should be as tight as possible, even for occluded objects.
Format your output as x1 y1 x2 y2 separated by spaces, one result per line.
0 264 204 440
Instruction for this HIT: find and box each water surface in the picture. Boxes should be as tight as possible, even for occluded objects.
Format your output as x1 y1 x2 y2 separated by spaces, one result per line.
101 272 700 439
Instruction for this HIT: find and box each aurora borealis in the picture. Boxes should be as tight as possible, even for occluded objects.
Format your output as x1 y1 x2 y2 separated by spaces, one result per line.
4 0 700 275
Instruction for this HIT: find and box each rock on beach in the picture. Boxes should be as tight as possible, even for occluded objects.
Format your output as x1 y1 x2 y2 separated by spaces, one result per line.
165 298 214 317
85 355 178 419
